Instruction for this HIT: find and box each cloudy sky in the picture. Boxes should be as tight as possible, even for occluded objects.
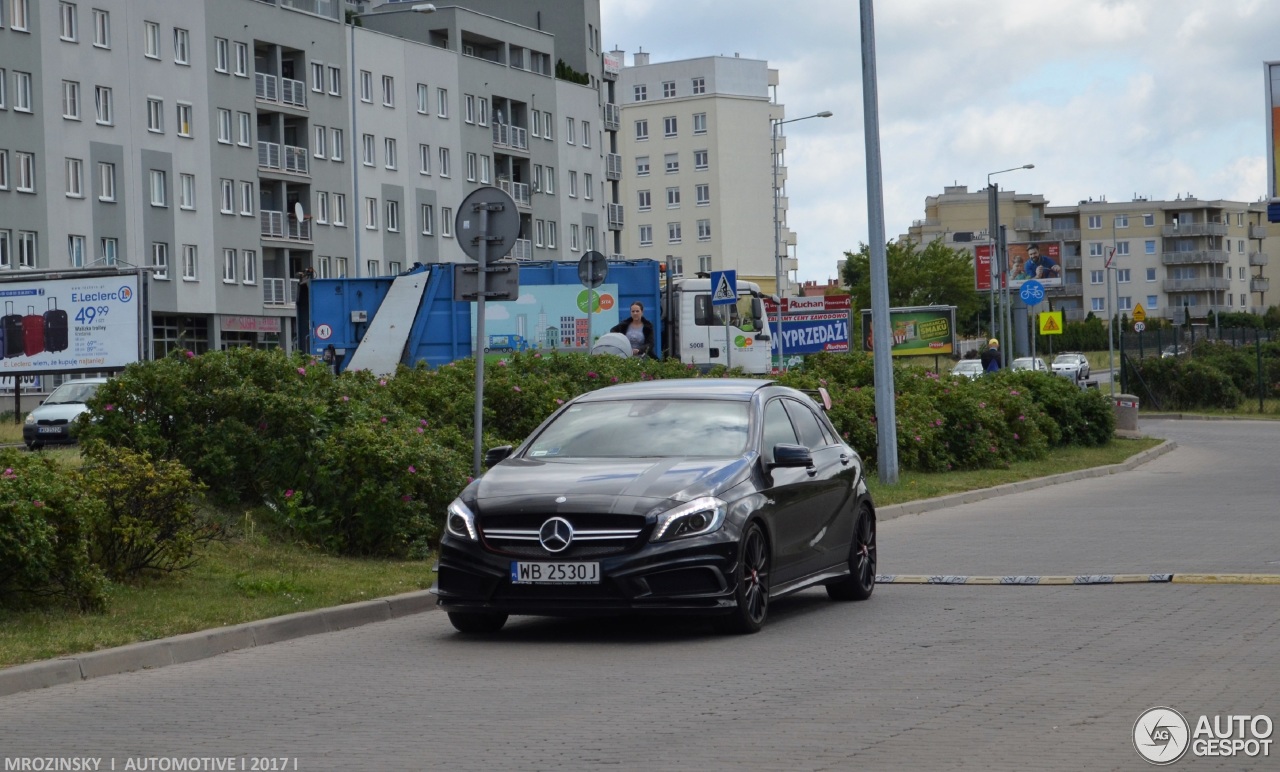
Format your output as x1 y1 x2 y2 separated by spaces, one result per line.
600 0 1279 283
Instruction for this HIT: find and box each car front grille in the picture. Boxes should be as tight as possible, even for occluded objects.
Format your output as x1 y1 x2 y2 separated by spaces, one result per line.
479 513 648 559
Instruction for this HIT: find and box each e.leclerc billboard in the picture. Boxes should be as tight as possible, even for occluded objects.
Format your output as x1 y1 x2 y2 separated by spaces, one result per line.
0 274 140 375
859 305 956 357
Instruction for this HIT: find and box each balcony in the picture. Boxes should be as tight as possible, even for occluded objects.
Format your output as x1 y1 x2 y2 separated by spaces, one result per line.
1064 308 1087 322
261 210 312 242
609 253 626 262
1250 224 1268 239
498 179 530 208
605 153 622 181
258 142 309 175
254 73 307 109
1161 250 1229 265
1163 277 1230 293
1251 277 1270 293
603 103 620 132
510 238 532 261
1063 256 1082 270
1161 222 1227 237
608 203 624 230
1050 228 1081 241
280 0 337 20
1014 217 1050 233
1249 251 1269 266
492 122 528 152
262 277 301 306
1054 283 1083 297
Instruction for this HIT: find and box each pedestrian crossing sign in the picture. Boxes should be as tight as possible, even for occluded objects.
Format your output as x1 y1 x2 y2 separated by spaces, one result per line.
1038 311 1063 335
710 270 737 306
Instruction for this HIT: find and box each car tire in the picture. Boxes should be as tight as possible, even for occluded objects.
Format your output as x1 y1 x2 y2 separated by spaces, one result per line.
25 442 40 452
714 523 769 635
447 611 508 634
827 505 876 601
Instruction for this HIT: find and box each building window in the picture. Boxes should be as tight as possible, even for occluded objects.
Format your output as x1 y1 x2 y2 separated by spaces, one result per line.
438 147 450 177
182 245 197 280
1114 214 1128 228
582 121 591 148
180 173 195 209
697 219 711 241
568 170 577 198
152 242 169 279
635 119 648 141
176 102 192 137
693 113 707 134
222 249 236 282
243 250 256 284
97 162 115 201
18 231 37 268
331 128 343 161
0 152 6 190
584 174 594 200
62 80 81 120
663 116 677 137
634 84 647 102
666 187 680 208
482 155 492 184
334 257 348 278
437 87 448 118
1145 239 1156 255
1116 241 1129 255
1088 243 1104 256
534 220 545 247
1089 270 1103 285
419 144 431 175
566 117 575 145
585 226 595 251
478 97 488 126
217 109 232 143
310 61 323 93
665 153 679 174
14 71 32 112
328 65 341 96
1118 296 1132 311
362 134 374 166
313 126 327 159
1091 297 1104 312
417 83 429 114
420 204 433 235
0 232 8 269
68 235 86 267
1087 215 1102 229
15 152 34 193
694 149 708 170
667 222 682 244
386 200 399 232
359 70 372 103
698 255 711 273
146 98 164 132
215 38 229 72
570 224 580 251
220 179 233 213
94 85 113 124
333 194 346 226
149 170 166 206
1146 295 1158 309
466 152 477 182
239 181 252 215
1116 268 1131 283
692 77 705 94
464 94 475 123
385 137 397 170
237 112 251 146
173 28 189 65
366 259 379 277
441 207 453 238
93 8 110 48
531 110 541 137
364 197 377 230
662 81 676 98
638 190 651 211
1143 213 1154 227
143 21 160 59
315 256 330 278
636 156 650 176
234 42 248 77
639 225 653 246
99 236 116 265
316 191 329 224
668 257 684 277
65 157 83 198
543 114 552 141
381 75 394 107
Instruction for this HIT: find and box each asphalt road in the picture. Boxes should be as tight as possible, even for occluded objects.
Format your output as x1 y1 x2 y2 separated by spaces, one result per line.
1 419 1276 771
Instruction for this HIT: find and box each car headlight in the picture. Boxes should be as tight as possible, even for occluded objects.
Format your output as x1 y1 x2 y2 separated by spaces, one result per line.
24 414 35 425
651 497 726 542
446 498 478 541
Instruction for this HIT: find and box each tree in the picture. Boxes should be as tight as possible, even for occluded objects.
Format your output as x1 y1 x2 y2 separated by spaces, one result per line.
840 238 985 324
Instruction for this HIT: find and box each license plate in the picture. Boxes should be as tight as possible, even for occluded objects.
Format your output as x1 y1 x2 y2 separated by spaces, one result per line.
37 427 64 434
510 561 600 585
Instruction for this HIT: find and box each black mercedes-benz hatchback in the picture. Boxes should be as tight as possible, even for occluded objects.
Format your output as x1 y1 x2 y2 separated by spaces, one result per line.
433 379 876 634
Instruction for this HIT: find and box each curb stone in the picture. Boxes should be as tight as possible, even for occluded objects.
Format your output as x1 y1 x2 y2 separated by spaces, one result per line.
0 440 1179 697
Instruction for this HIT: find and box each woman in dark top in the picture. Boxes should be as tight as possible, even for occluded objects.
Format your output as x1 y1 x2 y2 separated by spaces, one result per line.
610 301 654 357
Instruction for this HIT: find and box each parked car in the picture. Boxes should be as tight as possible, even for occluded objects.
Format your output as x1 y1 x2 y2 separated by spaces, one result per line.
1162 345 1187 358
1051 352 1091 381
1010 357 1049 373
433 379 876 635
22 377 108 450
951 360 985 380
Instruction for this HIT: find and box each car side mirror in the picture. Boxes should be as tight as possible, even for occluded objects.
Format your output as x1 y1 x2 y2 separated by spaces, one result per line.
754 332 771 342
484 445 513 467
770 443 813 469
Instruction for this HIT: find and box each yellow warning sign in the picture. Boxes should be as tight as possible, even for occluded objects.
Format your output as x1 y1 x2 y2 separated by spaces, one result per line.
1132 303 1146 323
1038 311 1063 335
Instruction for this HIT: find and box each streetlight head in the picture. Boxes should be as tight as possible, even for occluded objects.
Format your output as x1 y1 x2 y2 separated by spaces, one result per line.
1023 163 1035 169
816 111 834 118
411 3 436 12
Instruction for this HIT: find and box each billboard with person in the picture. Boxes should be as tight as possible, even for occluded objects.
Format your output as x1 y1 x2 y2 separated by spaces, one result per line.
1006 241 1063 289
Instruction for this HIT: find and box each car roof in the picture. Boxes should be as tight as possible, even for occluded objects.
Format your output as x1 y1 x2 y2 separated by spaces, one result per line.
572 378 776 403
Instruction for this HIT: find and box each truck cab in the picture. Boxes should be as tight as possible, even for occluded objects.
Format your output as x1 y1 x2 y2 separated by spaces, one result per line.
664 277 772 373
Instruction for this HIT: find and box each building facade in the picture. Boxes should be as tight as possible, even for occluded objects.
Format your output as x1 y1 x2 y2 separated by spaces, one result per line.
907 186 1273 323
0 0 614 357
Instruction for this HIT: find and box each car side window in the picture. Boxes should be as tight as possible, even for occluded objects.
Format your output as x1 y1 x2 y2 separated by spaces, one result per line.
782 399 828 450
762 399 798 462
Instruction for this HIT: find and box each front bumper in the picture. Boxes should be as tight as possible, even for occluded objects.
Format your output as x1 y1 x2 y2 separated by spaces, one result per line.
23 425 76 445
433 530 742 617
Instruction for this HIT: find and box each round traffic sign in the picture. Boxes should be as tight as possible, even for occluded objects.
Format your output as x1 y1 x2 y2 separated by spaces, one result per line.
1133 321 1146 332
578 251 608 289
1019 279 1045 305
315 323 332 340
454 186 521 261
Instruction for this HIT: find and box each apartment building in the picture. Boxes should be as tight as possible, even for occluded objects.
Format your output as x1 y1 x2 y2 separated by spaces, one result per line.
614 52 787 293
907 186 1273 323
0 0 613 355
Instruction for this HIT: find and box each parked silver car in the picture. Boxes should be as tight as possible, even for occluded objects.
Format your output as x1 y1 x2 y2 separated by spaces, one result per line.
23 377 108 450
1051 352 1090 381
951 360 985 380
1010 357 1049 373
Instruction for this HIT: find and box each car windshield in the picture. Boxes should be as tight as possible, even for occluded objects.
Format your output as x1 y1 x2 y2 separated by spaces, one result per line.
525 399 750 459
1012 358 1038 369
45 381 101 405
1053 355 1079 365
954 362 982 372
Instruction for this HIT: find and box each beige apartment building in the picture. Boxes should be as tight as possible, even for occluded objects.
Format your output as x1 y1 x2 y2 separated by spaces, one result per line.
906 186 1274 323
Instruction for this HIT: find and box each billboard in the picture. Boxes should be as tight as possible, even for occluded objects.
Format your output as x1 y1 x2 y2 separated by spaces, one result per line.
1268 62 1280 201
472 283 619 351
0 274 140 375
762 295 852 357
975 241 1063 290
859 305 956 357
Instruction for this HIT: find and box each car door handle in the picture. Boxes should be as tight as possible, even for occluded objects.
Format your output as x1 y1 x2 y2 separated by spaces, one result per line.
839 454 851 466
806 466 818 477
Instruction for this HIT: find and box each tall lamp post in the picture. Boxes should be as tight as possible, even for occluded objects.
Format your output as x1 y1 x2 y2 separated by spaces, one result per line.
772 110 832 370
986 164 1033 360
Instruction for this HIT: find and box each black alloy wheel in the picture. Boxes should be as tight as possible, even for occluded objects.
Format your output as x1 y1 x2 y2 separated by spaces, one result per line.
447 611 509 634
715 523 769 634
827 505 876 601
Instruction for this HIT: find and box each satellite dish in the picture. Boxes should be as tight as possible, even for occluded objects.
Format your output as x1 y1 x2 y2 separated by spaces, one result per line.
294 202 306 222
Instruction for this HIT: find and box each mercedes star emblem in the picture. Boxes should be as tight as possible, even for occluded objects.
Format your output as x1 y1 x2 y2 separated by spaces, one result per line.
538 516 574 553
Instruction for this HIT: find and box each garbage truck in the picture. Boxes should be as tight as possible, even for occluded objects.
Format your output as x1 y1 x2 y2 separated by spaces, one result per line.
297 260 774 375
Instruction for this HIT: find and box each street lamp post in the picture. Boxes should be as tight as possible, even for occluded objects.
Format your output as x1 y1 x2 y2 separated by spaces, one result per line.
986 164 1033 362
772 110 832 370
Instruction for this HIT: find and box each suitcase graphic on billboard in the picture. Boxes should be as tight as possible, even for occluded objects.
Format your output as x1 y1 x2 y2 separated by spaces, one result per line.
2 302 23 358
44 297 68 353
23 305 45 357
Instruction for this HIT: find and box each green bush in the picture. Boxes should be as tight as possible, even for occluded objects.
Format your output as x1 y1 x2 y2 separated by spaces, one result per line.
0 451 105 611
79 443 216 580
1134 357 1243 410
